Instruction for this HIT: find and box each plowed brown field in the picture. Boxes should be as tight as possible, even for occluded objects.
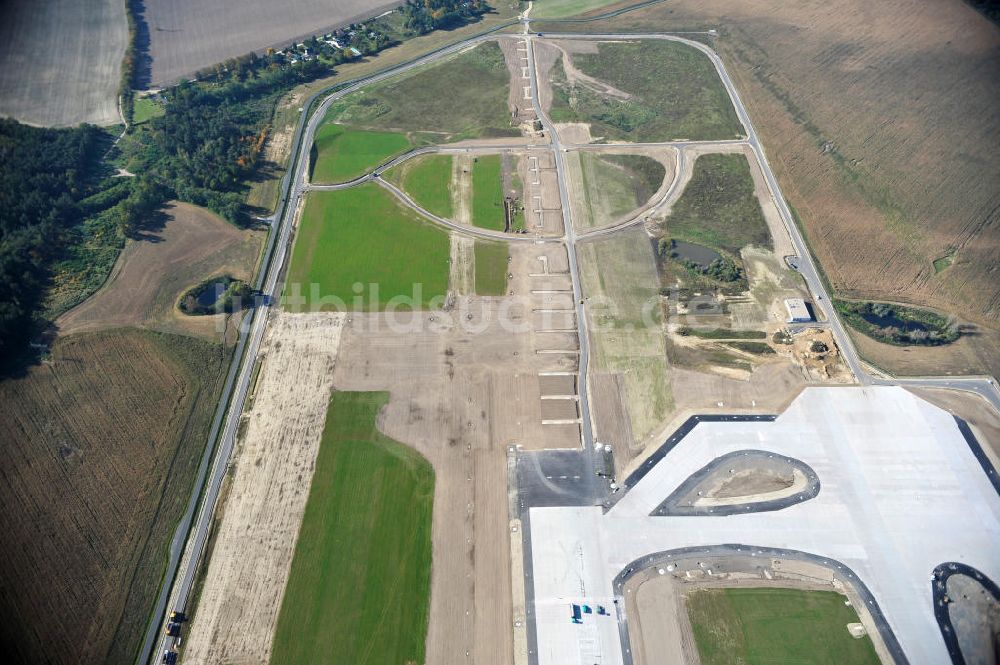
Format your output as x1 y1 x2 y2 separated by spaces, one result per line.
0 329 228 664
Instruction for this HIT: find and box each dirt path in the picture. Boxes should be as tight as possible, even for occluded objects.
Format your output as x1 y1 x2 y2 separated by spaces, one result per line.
450 235 476 296
453 154 474 226
182 312 345 664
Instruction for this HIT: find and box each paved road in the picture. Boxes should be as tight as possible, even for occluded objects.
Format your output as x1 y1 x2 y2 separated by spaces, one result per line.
142 22 1000 665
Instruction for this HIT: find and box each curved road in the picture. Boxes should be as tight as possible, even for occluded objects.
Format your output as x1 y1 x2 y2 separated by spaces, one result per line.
142 18 1000 665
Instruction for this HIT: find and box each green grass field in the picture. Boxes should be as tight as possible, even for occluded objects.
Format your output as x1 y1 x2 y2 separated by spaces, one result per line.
574 152 665 227
386 154 454 218
663 153 771 255
309 123 411 184
686 588 880 665
474 241 509 295
270 391 434 665
549 40 743 142
284 184 450 310
471 155 506 231
132 97 165 124
324 41 517 142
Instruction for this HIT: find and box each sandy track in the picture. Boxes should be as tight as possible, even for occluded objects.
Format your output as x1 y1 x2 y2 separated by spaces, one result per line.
183 312 345 664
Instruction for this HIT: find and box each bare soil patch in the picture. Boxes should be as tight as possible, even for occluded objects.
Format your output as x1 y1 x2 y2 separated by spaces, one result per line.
0 329 227 664
183 312 345 664
56 202 263 342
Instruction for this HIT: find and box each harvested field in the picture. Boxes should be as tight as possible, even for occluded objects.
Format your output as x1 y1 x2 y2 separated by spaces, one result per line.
686 588 879 664
271 391 433 665
309 124 411 184
324 40 519 142
538 1 1000 371
0 329 227 665
532 0 627 20
55 202 263 341
578 227 672 452
183 312 347 664
0 0 126 126
385 153 455 218
544 39 743 142
284 185 450 311
144 0 399 86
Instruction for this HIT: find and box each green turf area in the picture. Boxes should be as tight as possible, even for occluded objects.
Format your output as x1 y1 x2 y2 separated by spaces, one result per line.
309 123 411 184
474 241 509 295
385 154 454 218
549 40 743 142
284 184 450 310
677 327 767 340
324 41 517 142
574 152 666 227
686 588 880 665
471 155 506 231
532 0 623 19
270 391 434 665
663 153 770 255
725 340 775 355
132 96 165 124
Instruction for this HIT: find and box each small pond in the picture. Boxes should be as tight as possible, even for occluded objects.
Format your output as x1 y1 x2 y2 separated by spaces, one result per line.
667 240 722 268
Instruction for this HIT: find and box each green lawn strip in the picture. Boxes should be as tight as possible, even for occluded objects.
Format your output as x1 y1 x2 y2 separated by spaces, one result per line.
663 153 771 255
558 40 743 142
474 241 509 295
387 154 454 218
471 155 506 231
724 340 775 355
324 41 517 141
686 588 880 665
270 391 434 665
132 97 165 124
677 327 766 340
309 123 411 183
284 184 450 310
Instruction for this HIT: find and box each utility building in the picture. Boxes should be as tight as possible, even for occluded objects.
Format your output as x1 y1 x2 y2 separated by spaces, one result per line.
784 298 812 323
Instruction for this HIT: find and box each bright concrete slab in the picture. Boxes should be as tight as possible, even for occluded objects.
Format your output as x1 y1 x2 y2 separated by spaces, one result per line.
528 387 1000 665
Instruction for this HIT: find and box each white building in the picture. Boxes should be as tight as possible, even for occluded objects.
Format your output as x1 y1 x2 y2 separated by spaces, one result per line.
784 297 811 323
